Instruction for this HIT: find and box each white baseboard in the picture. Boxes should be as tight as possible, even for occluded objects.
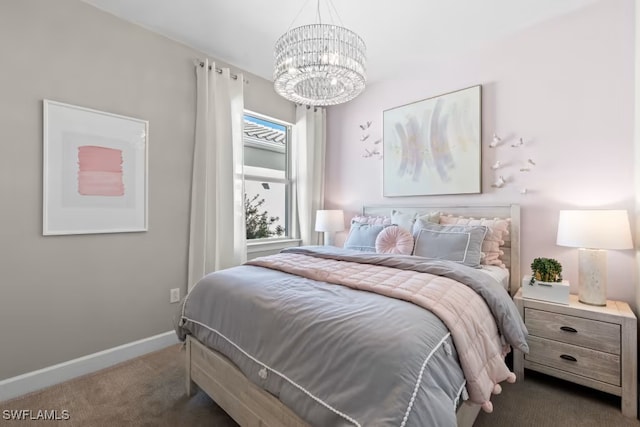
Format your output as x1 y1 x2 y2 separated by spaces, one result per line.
0 331 180 402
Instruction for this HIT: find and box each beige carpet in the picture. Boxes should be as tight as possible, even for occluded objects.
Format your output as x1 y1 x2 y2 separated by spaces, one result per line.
0 345 236 427
475 370 640 427
1 344 638 426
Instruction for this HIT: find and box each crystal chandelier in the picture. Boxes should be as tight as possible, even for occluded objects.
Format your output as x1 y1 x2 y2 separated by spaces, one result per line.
273 2 367 107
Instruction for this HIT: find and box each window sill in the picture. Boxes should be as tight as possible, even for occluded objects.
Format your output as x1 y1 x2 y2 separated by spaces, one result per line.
247 238 301 254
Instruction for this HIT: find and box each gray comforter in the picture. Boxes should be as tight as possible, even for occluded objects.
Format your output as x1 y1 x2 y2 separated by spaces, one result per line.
176 246 528 427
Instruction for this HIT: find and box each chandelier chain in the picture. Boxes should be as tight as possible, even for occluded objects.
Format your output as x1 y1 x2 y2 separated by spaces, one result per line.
286 0 313 32
316 0 321 24
326 0 344 27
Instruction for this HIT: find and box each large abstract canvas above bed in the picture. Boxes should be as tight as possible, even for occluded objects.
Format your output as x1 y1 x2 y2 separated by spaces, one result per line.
383 85 481 196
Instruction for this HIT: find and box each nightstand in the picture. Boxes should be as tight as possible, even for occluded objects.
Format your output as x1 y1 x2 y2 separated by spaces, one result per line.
513 288 637 418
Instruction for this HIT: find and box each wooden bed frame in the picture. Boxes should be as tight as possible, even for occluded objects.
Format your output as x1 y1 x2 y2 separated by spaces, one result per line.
185 204 521 427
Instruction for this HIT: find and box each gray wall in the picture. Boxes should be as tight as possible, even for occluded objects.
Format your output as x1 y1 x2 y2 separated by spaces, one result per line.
0 0 294 380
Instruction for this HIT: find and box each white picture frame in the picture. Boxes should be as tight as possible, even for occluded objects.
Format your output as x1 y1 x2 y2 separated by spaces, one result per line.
383 85 482 197
43 100 148 235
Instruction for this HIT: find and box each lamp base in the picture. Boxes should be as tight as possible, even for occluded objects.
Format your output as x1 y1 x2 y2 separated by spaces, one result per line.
323 231 335 246
577 248 607 306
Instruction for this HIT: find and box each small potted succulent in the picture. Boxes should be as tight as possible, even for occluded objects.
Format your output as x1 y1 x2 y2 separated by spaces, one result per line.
523 257 569 304
529 257 563 285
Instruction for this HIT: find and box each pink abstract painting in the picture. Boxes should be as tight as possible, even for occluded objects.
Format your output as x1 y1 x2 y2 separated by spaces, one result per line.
77 145 124 196
383 85 480 196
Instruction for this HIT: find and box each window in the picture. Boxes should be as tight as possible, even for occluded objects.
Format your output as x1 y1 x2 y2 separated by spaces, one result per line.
243 112 292 241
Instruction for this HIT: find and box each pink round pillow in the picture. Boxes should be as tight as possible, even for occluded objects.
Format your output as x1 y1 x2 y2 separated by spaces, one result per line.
375 225 414 255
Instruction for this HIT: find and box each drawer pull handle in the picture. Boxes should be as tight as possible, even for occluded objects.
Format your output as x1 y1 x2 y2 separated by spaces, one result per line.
560 326 577 333
560 354 577 362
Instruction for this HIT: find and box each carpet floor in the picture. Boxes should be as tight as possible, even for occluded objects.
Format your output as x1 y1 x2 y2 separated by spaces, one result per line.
1 344 639 426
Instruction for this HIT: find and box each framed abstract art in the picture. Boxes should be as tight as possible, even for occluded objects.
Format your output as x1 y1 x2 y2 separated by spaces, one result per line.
43 100 148 235
383 85 481 197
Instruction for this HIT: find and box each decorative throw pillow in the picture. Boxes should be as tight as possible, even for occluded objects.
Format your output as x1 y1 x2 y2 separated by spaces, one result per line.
390 210 417 233
375 225 414 255
411 217 443 236
391 210 440 233
413 221 488 268
416 211 441 225
344 222 387 252
351 215 392 226
439 215 510 268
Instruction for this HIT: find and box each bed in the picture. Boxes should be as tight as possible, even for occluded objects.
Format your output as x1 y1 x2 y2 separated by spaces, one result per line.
176 204 526 427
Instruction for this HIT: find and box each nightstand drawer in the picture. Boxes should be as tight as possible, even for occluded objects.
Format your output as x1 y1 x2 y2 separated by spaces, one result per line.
525 308 620 354
526 336 620 386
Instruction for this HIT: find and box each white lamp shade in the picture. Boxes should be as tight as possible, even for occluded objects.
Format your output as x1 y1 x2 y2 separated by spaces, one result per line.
556 210 633 250
315 210 345 232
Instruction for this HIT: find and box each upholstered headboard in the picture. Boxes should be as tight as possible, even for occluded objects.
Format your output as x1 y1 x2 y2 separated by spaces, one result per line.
362 204 521 295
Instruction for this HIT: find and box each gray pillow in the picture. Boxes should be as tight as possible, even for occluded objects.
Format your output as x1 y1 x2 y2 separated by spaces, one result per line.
413 221 488 268
344 221 386 252
411 217 442 236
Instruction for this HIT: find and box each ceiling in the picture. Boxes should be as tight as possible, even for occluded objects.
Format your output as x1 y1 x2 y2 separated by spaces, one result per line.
82 0 599 83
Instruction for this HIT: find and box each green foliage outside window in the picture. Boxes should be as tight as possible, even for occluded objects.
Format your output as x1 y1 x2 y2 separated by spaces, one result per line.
245 193 285 239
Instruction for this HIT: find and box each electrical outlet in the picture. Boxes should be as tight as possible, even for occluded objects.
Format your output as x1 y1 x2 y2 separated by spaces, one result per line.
170 288 180 303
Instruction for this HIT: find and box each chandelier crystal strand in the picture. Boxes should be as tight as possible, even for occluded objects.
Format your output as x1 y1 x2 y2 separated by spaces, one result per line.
274 23 366 106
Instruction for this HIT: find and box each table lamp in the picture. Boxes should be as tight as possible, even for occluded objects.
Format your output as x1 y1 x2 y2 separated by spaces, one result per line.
315 210 344 246
556 210 633 306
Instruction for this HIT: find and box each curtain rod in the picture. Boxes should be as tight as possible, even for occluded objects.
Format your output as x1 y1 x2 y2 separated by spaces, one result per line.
198 61 239 80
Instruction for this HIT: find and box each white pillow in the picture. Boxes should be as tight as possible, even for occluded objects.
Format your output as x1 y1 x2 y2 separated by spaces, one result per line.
391 210 417 233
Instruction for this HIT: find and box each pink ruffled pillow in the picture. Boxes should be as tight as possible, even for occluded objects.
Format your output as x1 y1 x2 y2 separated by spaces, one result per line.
351 215 392 226
375 225 414 255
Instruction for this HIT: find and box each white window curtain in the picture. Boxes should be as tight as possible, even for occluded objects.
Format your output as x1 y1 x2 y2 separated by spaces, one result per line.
292 105 326 246
187 59 246 291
